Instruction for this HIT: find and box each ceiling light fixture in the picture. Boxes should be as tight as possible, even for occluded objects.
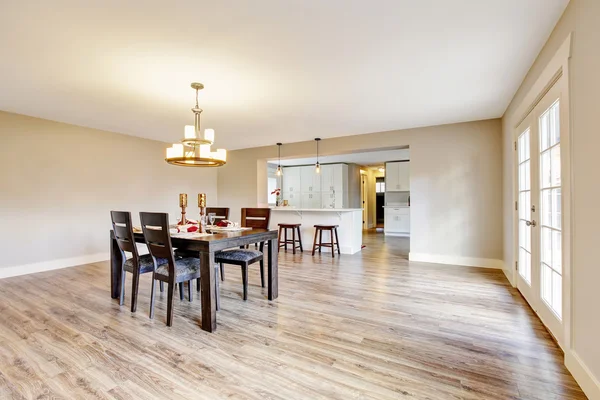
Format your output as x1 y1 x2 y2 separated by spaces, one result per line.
276 143 283 176
314 138 321 174
165 83 227 167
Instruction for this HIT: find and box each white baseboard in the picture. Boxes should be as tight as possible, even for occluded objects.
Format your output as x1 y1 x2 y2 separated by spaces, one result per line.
0 253 108 279
384 231 410 237
566 351 600 400
408 253 504 269
502 266 516 287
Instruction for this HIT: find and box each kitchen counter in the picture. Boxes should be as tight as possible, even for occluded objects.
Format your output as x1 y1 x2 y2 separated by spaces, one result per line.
271 208 362 254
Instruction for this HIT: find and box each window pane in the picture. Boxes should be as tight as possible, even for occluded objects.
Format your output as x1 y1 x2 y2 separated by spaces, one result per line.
552 272 562 319
519 191 531 220
552 188 562 230
551 145 561 187
519 161 530 191
519 247 531 284
542 264 552 305
540 112 550 151
552 230 562 274
550 101 560 146
541 227 552 266
541 151 551 188
541 189 551 227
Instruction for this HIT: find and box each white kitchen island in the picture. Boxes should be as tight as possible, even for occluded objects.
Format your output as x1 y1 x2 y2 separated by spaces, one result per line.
270 208 363 254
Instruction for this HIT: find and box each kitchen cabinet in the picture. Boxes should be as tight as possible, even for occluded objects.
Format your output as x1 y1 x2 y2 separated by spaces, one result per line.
384 207 410 236
300 166 321 193
302 193 321 209
282 163 348 208
385 161 410 192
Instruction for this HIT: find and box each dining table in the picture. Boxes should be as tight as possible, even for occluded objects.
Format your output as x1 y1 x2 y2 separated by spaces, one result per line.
109 228 279 332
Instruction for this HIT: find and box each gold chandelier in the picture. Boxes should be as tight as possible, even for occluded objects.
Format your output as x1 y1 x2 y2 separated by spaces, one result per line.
165 83 227 167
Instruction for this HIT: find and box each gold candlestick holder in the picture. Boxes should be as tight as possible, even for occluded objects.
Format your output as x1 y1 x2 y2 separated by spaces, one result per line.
198 193 207 233
178 193 189 225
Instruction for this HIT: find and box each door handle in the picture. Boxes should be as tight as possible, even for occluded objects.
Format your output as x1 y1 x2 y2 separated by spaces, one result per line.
525 220 537 227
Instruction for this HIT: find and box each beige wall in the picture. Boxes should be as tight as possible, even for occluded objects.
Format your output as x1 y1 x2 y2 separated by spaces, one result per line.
0 112 218 271
218 118 503 263
502 0 600 394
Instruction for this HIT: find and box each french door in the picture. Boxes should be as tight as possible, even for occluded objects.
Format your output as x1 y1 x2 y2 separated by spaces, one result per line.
515 82 565 347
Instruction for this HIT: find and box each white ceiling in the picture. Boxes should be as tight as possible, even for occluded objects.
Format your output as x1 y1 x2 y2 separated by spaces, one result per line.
268 148 409 167
0 0 569 150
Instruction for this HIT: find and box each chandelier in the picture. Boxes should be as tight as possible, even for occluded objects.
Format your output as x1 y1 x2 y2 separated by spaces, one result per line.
165 83 227 167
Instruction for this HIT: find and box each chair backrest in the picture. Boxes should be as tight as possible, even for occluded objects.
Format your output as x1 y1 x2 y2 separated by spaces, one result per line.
110 211 139 260
206 207 230 223
139 212 176 273
241 208 271 229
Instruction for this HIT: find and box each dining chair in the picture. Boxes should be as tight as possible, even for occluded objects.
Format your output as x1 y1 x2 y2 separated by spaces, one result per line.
140 212 220 326
175 207 230 291
215 208 271 300
206 207 230 224
111 211 168 313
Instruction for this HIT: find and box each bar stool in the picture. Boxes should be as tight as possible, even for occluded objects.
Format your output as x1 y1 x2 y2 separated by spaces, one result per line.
278 223 303 254
312 224 341 258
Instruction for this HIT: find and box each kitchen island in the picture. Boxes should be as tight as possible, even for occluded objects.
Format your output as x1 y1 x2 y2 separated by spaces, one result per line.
271 208 363 254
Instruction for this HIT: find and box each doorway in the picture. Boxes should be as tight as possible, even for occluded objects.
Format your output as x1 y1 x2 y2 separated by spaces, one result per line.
515 79 568 348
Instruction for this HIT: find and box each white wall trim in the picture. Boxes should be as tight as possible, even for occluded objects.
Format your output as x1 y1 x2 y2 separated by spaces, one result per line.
0 253 109 279
566 351 600 400
409 253 504 269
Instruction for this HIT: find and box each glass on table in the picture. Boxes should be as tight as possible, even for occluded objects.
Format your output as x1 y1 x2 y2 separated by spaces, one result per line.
208 213 216 226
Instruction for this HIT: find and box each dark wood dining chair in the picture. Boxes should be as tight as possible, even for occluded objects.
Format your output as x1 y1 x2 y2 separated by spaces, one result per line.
206 207 230 224
111 211 168 312
140 212 219 326
215 208 271 300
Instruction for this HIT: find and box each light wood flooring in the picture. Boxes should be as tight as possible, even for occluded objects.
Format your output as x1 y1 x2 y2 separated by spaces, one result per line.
0 230 587 399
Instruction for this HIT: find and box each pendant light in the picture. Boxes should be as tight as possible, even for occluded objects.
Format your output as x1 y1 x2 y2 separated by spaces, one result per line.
165 82 227 167
276 143 283 176
314 138 321 174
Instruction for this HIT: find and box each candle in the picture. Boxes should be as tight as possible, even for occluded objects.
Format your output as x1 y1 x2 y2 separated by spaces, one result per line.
198 193 206 208
179 193 187 208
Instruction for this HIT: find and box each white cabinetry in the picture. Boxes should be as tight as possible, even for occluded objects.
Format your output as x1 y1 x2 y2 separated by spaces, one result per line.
384 207 410 236
282 167 301 207
283 163 349 208
385 161 410 192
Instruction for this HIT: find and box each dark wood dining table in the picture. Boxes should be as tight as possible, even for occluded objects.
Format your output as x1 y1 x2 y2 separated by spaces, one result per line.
109 228 279 332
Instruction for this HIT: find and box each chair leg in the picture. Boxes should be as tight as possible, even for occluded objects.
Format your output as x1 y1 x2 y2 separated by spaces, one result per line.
178 282 184 301
292 228 296 254
160 281 164 293
119 270 126 306
259 259 265 288
319 229 323 253
297 226 304 252
241 264 249 301
166 282 175 326
188 280 193 302
220 263 225 281
197 278 201 292
131 270 140 313
149 274 156 319
215 265 220 311
312 228 319 255
277 226 282 252
284 228 288 251
328 228 334 258
334 227 341 255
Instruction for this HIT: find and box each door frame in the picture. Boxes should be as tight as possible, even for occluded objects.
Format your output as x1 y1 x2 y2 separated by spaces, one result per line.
511 34 572 351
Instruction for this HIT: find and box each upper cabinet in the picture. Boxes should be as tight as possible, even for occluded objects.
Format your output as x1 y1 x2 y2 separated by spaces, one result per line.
385 161 410 191
300 166 321 193
282 163 348 208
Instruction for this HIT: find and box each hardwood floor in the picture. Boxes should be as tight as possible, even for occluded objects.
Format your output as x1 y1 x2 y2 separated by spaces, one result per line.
0 231 586 399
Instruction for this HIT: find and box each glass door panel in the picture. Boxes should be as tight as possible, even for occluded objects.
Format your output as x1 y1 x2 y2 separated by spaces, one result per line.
517 129 532 284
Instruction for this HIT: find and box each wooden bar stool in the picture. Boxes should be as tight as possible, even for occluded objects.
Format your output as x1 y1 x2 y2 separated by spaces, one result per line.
312 224 341 258
278 223 303 254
